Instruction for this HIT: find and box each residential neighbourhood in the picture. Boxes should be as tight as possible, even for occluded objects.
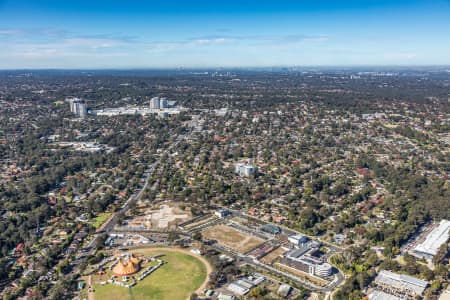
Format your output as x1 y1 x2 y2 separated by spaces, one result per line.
0 69 449 300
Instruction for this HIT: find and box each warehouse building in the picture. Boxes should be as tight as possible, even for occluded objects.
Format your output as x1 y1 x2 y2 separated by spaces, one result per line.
226 274 265 296
413 219 450 260
373 270 428 299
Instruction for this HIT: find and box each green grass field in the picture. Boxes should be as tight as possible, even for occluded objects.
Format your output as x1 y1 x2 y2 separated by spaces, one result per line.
91 212 112 229
93 250 207 300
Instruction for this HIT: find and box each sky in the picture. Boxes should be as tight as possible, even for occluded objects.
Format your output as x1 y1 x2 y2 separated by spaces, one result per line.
0 0 449 69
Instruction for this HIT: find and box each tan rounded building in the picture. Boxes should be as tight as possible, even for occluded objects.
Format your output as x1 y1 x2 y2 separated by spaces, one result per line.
112 255 141 276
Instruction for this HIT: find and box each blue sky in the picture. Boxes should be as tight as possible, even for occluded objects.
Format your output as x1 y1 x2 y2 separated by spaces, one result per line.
0 0 449 68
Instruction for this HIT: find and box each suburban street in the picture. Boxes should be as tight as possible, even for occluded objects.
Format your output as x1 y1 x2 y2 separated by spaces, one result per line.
70 133 187 276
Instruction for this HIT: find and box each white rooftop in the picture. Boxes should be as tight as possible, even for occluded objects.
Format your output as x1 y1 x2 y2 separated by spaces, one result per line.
374 270 428 295
414 219 450 257
227 283 249 295
290 234 304 239
369 290 402 300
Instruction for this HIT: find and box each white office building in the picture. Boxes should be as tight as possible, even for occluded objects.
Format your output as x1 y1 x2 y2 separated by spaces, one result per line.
159 97 168 109
149 97 169 109
314 262 333 277
150 97 160 109
288 234 309 246
282 246 332 277
235 163 256 177
215 209 231 218
68 98 88 118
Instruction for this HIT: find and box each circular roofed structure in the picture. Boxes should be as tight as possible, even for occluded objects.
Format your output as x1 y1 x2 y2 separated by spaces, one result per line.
112 254 141 276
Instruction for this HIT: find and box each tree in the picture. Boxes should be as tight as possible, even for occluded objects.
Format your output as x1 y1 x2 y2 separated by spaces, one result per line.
189 293 198 300
168 232 180 242
96 234 107 249
116 211 125 226
248 285 268 298
193 231 203 242
432 243 448 265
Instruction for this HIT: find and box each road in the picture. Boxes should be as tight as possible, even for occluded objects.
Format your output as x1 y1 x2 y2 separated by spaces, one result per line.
197 207 346 293
71 133 187 276
207 240 335 292
87 275 94 300
71 125 346 295
226 208 344 253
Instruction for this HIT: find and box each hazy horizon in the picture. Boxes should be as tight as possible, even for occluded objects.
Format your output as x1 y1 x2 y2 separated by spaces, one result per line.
1 0 450 68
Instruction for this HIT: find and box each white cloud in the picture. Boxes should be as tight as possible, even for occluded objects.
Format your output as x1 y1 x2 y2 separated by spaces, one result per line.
0 28 333 67
146 34 328 52
63 37 127 49
384 52 417 60
0 29 23 36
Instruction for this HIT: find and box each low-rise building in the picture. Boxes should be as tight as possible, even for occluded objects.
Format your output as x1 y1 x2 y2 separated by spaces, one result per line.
217 293 235 300
226 274 265 296
227 282 249 295
373 270 428 299
235 163 256 177
215 209 232 218
412 219 450 260
259 224 281 235
369 290 403 300
277 284 292 298
288 234 309 246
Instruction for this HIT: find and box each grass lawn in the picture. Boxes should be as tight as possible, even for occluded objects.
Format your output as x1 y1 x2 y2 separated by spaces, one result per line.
93 250 207 300
91 212 112 229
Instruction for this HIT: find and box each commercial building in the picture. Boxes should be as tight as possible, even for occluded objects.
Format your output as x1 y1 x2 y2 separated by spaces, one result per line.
369 290 403 300
93 96 180 117
93 106 182 117
150 97 169 109
53 142 114 153
288 234 309 246
259 224 281 235
373 270 428 299
217 293 235 300
277 284 292 297
158 111 169 118
235 163 256 177
150 97 160 109
333 233 346 245
226 274 265 296
159 97 168 109
227 282 249 296
280 243 332 277
315 261 333 277
215 209 231 218
413 219 450 260
67 97 88 118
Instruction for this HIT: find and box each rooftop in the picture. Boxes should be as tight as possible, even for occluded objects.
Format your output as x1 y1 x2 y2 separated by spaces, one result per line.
414 219 450 257
374 270 428 295
288 246 312 259
369 290 403 300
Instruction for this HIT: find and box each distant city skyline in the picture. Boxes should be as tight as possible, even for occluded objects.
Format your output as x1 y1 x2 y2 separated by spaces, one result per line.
0 0 450 69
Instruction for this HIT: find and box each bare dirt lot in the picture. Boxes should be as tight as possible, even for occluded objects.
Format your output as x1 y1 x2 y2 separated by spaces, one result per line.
260 246 287 264
127 204 191 230
202 224 265 253
275 263 328 286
